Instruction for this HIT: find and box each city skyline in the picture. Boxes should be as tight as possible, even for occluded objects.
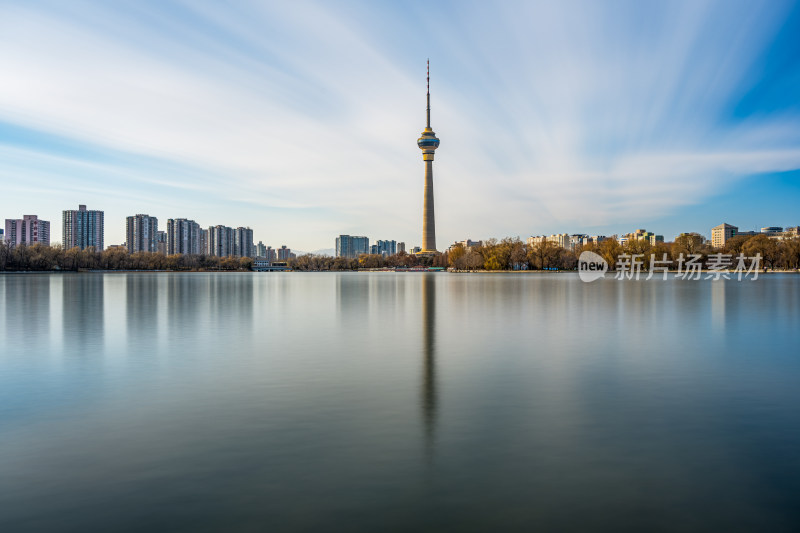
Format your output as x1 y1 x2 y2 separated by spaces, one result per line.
2 1 800 250
2 199 795 256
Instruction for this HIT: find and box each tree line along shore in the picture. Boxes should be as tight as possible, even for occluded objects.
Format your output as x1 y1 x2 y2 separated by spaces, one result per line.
441 233 800 271
1 233 799 272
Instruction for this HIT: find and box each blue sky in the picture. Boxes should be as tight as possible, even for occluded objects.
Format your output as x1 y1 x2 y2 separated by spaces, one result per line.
1 0 799 250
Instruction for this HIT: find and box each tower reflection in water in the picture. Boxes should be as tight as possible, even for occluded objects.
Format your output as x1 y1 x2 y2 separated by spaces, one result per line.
421 274 437 456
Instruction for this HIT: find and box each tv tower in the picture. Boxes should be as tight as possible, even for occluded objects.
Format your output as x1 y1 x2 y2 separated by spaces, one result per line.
417 59 440 255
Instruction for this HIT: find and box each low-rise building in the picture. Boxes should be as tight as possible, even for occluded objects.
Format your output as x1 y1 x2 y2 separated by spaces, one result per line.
447 239 482 254
569 234 588 249
676 232 707 243
585 235 607 245
624 229 663 247
528 234 607 250
548 233 570 249
252 259 289 272
782 226 800 238
527 235 546 247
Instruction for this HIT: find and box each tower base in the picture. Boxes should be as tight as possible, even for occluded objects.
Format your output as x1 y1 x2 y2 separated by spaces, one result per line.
415 250 438 258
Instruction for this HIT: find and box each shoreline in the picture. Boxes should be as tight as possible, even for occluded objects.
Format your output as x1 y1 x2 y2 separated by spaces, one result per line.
2 269 798 275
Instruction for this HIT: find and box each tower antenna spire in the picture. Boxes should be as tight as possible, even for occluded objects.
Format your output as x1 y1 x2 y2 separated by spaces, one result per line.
426 59 431 128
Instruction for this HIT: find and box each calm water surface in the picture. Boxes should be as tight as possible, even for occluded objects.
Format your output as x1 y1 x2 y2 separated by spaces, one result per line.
1 272 799 532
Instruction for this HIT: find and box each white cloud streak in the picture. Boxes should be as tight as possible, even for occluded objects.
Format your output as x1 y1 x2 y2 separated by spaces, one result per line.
0 0 798 247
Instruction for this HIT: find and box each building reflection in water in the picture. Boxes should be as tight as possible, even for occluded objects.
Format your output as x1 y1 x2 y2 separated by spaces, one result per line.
126 274 160 353
166 274 202 338
336 274 370 331
421 274 437 456
711 280 726 334
1 275 51 355
62 274 104 352
165 274 255 348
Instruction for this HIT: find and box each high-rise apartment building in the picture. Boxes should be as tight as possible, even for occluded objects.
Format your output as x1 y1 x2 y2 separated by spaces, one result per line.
277 245 293 261
156 231 167 255
371 240 396 256
234 227 255 258
398 242 406 254
4 215 50 248
167 218 202 255
208 225 234 257
125 214 158 253
265 246 276 262
335 235 369 258
63 205 104 250
256 241 267 258
199 229 209 256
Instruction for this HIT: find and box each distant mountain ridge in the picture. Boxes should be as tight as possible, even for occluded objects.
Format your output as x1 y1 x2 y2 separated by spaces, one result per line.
294 248 335 257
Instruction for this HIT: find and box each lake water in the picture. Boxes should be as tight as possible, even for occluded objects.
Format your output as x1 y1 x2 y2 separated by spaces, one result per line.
1 272 799 532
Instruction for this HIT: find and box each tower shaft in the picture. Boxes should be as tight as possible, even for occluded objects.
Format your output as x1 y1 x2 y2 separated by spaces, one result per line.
422 160 436 252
